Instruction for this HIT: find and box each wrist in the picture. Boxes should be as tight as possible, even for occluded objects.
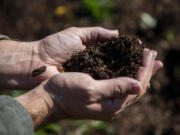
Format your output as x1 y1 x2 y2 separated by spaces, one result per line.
0 40 46 90
15 81 53 129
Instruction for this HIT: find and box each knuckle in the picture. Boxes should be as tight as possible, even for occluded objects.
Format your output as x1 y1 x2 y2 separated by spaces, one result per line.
80 73 94 82
78 74 96 91
111 79 125 96
85 80 101 101
113 84 123 96
85 80 97 92
68 27 79 31
95 26 103 31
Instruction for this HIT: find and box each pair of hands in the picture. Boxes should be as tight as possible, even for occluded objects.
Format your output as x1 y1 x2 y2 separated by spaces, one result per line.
13 27 163 129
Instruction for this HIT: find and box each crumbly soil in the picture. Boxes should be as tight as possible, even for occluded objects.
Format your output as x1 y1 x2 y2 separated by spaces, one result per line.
1 0 180 134
64 36 144 79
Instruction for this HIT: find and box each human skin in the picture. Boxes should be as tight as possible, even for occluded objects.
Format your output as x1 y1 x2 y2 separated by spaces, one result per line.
0 27 119 90
16 49 162 129
0 27 163 129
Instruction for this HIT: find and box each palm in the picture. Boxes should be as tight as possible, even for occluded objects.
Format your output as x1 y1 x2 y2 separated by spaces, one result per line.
35 27 119 80
44 49 163 120
38 29 85 65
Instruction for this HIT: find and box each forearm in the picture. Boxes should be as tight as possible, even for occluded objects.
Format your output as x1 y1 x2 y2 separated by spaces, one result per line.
15 81 53 129
0 40 43 90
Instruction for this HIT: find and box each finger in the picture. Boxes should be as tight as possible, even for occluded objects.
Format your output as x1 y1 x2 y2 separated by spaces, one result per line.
141 49 156 67
97 95 137 120
86 97 127 121
113 94 140 118
136 50 156 82
136 50 157 90
152 60 163 76
144 51 157 84
136 49 155 84
103 53 161 118
97 77 143 99
89 94 142 121
78 27 119 43
100 97 127 120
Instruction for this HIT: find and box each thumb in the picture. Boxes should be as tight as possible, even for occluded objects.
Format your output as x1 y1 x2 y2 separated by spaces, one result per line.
97 77 142 99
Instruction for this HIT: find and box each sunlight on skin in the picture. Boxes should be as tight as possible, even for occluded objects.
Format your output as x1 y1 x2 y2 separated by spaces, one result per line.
15 27 162 129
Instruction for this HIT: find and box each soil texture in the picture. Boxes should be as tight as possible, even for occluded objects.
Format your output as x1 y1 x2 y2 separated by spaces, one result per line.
64 36 144 79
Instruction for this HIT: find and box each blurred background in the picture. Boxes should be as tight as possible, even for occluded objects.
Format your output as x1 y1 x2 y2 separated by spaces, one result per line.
0 0 180 135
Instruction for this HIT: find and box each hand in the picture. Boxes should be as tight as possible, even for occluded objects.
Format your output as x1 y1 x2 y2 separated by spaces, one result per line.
42 49 163 121
16 49 163 129
0 27 118 90
16 72 142 128
36 27 119 80
121 49 163 108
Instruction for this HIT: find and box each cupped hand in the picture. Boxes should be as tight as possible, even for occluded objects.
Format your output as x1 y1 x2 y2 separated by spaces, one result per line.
43 72 142 121
40 49 163 121
117 49 163 112
35 27 119 80
16 49 163 128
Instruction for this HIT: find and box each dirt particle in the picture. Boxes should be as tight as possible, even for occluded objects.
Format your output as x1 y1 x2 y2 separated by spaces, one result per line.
64 35 144 79
32 66 46 77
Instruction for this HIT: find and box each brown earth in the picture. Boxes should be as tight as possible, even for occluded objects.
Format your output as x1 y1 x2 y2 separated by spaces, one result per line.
64 36 144 79
0 0 180 135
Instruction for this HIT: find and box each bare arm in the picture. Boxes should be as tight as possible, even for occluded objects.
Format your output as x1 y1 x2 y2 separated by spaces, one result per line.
0 27 118 90
0 40 44 90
